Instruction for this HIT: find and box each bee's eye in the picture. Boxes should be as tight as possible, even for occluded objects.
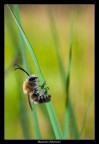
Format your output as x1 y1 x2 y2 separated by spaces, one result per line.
29 77 38 81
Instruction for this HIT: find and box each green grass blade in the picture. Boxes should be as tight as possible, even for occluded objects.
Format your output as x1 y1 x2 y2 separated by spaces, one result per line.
13 5 41 139
5 8 21 75
5 9 20 55
66 16 73 97
63 15 78 139
68 99 79 139
79 95 94 139
7 5 63 139
47 7 66 87
5 5 31 139
31 103 42 138
47 7 79 139
7 5 44 84
63 16 73 139
13 5 29 72
46 102 63 139
63 105 69 138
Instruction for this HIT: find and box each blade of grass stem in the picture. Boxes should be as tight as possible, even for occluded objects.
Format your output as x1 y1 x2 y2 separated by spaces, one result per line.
47 7 66 87
46 102 63 139
7 5 63 139
79 95 94 139
7 5 44 84
5 8 21 75
63 105 69 138
13 5 29 74
47 7 79 139
66 15 73 98
5 5 31 138
13 5 41 139
68 99 79 139
63 15 79 139
63 16 73 139
5 9 20 55
31 103 42 139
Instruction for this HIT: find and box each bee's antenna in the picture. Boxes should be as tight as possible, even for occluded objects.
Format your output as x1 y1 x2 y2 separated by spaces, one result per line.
14 64 30 77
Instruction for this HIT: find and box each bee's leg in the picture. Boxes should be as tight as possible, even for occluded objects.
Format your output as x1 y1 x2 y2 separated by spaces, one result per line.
46 86 49 90
42 86 49 95
34 85 40 91
27 94 33 111
40 81 46 89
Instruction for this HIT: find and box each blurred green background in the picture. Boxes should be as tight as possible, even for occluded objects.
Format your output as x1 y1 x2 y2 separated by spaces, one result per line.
4 4 94 139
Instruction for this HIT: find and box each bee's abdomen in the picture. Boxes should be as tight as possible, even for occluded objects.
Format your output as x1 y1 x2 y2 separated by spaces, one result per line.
31 93 51 104
38 95 51 104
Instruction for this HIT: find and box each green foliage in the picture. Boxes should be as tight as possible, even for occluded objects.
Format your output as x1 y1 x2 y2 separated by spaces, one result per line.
5 5 94 139
7 4 63 139
47 7 79 139
79 95 94 138
13 5 41 139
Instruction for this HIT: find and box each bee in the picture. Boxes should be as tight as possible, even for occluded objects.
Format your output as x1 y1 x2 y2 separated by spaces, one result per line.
14 64 51 110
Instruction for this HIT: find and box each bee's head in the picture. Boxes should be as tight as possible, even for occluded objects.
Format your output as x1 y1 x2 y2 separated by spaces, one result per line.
28 75 38 81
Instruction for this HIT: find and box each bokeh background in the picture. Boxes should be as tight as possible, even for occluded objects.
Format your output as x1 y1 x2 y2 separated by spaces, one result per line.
4 4 94 139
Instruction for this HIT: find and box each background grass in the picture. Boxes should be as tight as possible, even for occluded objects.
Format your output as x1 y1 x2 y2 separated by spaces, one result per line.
5 4 94 139
13 5 42 139
47 7 79 139
8 5 63 139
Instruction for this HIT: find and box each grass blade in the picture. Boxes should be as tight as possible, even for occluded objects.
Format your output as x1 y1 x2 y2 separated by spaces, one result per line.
63 16 73 139
64 15 79 139
66 15 73 98
5 8 20 55
68 100 79 139
13 5 41 139
5 8 21 75
5 5 31 139
47 7 66 87
7 5 63 139
79 95 94 138
63 105 69 138
13 5 29 71
47 7 79 139
7 5 44 84
46 102 63 139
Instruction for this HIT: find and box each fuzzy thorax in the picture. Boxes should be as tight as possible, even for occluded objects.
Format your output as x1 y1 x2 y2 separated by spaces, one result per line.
23 80 33 95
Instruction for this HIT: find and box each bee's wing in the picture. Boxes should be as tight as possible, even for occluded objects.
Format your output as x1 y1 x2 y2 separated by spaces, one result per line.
27 94 33 111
